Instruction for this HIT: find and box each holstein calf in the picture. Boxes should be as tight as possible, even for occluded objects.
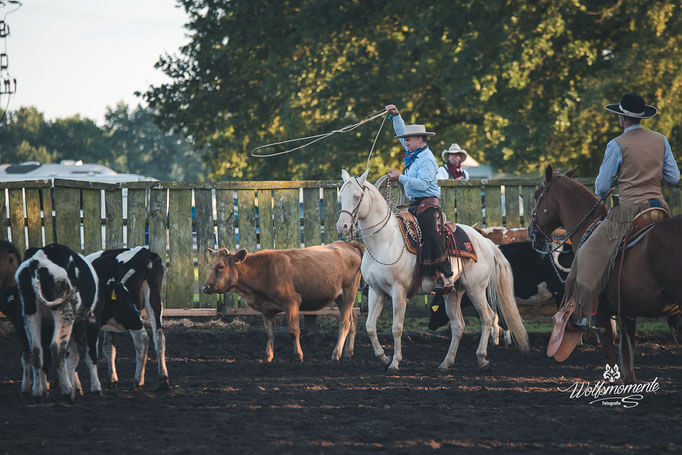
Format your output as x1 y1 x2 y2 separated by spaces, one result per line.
202 241 364 362
87 246 168 390
15 244 101 400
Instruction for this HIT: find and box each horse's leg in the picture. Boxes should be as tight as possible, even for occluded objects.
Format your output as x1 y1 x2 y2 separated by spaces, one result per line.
596 298 617 368
388 286 408 373
438 289 465 371
366 286 390 366
262 312 276 362
619 317 637 384
467 287 495 370
490 311 500 347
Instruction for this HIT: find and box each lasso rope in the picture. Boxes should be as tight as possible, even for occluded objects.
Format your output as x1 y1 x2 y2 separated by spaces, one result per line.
250 108 389 165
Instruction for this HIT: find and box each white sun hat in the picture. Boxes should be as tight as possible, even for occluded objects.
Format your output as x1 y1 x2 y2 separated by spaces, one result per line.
441 143 468 162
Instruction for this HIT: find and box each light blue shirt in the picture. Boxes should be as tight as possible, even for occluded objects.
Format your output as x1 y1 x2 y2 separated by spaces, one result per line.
391 114 440 199
594 125 680 199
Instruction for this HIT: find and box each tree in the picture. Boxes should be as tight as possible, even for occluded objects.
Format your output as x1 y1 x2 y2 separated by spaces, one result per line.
144 0 681 181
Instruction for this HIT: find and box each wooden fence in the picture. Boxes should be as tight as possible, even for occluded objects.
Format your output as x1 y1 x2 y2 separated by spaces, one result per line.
2 178 680 312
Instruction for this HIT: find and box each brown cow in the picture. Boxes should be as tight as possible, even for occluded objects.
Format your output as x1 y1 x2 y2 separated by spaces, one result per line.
202 240 364 362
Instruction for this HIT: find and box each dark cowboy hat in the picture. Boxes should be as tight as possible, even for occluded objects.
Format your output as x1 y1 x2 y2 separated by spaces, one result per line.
604 93 657 119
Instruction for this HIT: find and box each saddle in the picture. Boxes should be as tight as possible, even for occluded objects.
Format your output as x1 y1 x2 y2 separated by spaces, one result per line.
396 211 478 262
624 207 669 248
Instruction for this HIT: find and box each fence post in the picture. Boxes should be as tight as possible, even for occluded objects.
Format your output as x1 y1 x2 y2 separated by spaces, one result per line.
82 188 102 255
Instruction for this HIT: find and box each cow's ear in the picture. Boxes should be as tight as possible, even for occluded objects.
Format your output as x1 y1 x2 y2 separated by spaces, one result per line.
234 249 247 263
357 168 369 186
341 169 351 182
217 247 230 256
565 167 577 178
544 165 553 183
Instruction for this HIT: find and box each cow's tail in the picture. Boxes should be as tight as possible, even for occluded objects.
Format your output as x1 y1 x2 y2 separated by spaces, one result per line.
487 245 529 352
32 271 75 308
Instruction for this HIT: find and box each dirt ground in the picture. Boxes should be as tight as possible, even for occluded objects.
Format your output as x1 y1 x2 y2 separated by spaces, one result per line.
1 317 680 454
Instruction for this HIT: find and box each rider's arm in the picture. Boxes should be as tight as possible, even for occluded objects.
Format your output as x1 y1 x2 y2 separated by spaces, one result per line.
662 136 680 184
595 139 621 199
391 115 408 152
398 156 438 192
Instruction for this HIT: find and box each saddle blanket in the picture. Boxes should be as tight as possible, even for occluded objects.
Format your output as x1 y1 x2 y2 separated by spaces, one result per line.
396 211 478 262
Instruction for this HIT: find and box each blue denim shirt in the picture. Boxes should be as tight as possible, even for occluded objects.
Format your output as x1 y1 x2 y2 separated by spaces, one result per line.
392 114 440 199
595 125 680 199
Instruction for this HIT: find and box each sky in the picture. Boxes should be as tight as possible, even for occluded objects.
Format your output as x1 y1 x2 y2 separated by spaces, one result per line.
3 0 189 125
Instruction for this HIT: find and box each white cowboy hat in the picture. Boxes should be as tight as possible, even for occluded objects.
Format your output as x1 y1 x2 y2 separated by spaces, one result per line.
604 93 657 119
441 143 468 162
394 124 436 139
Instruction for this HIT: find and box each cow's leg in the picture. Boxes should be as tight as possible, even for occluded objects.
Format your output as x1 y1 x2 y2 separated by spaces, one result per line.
102 331 119 388
331 292 354 361
366 286 390 366
145 283 169 390
342 307 358 359
466 286 495 369
620 317 637 384
85 322 102 395
66 340 82 396
439 289 465 371
50 307 76 400
387 286 408 373
24 313 47 398
262 313 276 362
20 348 33 394
130 329 150 390
286 299 304 362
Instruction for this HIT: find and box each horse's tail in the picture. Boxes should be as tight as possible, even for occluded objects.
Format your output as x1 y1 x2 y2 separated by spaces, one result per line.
487 245 529 352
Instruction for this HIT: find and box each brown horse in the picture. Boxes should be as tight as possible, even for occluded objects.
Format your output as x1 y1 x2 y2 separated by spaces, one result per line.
528 165 682 382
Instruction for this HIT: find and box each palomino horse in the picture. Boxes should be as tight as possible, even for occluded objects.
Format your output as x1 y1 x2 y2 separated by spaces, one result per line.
528 165 682 382
336 169 529 372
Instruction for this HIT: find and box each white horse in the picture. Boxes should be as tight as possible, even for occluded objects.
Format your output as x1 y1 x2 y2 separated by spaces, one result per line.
336 169 529 372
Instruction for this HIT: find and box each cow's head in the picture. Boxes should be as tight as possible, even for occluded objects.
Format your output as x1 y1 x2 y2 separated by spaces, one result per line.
202 248 247 294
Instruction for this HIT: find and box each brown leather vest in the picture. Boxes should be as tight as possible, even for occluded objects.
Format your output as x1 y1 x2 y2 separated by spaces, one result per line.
614 127 666 203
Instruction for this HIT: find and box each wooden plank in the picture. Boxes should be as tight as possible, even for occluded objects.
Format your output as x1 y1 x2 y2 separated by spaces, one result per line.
149 188 167 307
504 185 521 228
322 187 339 245
0 189 7 241
521 185 538 226
166 189 193 308
273 189 299 249
303 187 321 246
195 189 216 308
258 189 274 250
25 189 42 248
127 189 147 247
484 184 502 227
81 188 102 255
454 183 482 226
41 187 55 245
105 189 124 249
237 190 258 252
8 189 25 253
221 307 358 317
164 308 217 317
440 186 456 224
215 190 236 251
53 186 81 251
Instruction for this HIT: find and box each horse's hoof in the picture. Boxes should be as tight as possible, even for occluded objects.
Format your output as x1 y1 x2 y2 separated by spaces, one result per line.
438 363 450 372
378 354 391 366
156 378 170 392
478 360 491 371
387 364 400 374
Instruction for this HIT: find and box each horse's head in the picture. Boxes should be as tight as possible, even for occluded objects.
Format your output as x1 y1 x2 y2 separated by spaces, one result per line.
336 168 371 235
528 165 573 251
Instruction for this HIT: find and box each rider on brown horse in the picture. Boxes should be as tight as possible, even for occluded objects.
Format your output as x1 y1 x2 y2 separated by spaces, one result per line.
548 93 680 358
384 104 454 293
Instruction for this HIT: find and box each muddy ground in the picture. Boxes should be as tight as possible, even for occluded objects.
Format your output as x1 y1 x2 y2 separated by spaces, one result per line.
0 317 680 454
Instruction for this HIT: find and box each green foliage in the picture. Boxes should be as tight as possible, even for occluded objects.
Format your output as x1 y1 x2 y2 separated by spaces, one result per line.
0 104 208 181
144 0 682 181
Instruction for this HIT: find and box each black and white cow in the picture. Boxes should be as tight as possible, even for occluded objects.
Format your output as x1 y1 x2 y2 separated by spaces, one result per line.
86 246 168 391
15 244 102 400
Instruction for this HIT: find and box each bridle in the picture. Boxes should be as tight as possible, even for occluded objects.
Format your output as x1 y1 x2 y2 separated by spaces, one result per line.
338 176 405 265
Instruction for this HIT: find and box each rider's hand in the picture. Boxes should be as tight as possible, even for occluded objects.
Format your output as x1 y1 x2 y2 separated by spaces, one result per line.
385 104 399 116
387 168 401 181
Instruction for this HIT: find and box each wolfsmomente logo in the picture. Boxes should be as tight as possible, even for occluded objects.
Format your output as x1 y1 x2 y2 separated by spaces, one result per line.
558 364 660 408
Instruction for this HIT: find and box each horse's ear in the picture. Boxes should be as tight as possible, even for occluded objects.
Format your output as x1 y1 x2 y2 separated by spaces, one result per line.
565 168 577 178
357 168 370 186
341 169 351 182
544 165 553 183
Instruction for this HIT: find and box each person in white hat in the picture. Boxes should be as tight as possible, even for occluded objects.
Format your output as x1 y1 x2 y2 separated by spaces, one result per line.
547 93 679 360
384 104 453 293
437 143 469 180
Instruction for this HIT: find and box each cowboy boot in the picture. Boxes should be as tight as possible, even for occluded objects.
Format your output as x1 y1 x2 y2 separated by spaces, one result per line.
433 272 454 295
